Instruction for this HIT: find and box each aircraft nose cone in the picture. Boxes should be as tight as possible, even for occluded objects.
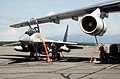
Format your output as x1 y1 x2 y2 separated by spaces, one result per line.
19 34 30 43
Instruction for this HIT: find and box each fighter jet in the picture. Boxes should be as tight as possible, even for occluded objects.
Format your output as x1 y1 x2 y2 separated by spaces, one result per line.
11 22 80 62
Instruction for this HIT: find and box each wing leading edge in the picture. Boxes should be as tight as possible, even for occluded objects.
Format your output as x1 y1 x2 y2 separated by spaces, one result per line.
10 0 120 28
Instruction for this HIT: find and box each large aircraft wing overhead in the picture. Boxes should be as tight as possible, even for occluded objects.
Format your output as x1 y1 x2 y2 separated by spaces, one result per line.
10 0 120 28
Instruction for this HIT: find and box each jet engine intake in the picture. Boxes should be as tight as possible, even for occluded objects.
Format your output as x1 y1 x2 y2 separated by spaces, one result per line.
81 14 107 36
80 8 107 36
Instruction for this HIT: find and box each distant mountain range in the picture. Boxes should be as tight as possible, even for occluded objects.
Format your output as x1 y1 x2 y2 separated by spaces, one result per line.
47 34 120 44
0 34 119 45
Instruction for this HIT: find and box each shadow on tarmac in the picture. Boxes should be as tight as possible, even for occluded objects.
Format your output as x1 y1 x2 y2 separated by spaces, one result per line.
0 55 31 64
0 54 91 64
0 54 120 64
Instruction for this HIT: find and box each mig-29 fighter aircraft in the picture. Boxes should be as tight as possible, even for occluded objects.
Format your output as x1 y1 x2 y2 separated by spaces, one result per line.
10 22 80 62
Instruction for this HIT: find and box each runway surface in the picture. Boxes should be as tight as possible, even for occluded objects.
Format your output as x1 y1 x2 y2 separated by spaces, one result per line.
0 46 120 79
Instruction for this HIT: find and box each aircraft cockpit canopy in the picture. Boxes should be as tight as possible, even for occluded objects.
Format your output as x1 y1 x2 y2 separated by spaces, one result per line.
25 27 37 36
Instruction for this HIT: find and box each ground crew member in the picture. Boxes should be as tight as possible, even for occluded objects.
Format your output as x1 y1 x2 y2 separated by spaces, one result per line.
51 43 57 61
99 44 106 62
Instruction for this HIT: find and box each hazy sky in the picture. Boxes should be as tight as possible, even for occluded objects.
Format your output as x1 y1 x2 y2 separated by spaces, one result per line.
0 0 120 43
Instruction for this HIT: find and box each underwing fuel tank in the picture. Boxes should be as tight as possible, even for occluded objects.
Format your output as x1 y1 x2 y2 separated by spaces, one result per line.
14 46 29 52
59 45 70 52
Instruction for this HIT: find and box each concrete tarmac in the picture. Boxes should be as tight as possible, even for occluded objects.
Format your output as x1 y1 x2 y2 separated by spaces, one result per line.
0 46 120 79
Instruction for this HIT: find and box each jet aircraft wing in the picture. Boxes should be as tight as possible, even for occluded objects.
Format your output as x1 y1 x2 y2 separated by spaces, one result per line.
10 0 120 28
32 39 82 50
32 39 77 45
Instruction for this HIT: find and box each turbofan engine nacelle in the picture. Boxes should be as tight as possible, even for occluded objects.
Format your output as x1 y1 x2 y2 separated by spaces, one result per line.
80 8 107 36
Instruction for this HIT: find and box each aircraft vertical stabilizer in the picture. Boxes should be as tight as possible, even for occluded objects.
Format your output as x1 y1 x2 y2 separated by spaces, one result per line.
63 25 69 42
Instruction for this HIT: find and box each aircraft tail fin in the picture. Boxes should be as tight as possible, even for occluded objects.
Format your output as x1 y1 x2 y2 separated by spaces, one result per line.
63 25 69 42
